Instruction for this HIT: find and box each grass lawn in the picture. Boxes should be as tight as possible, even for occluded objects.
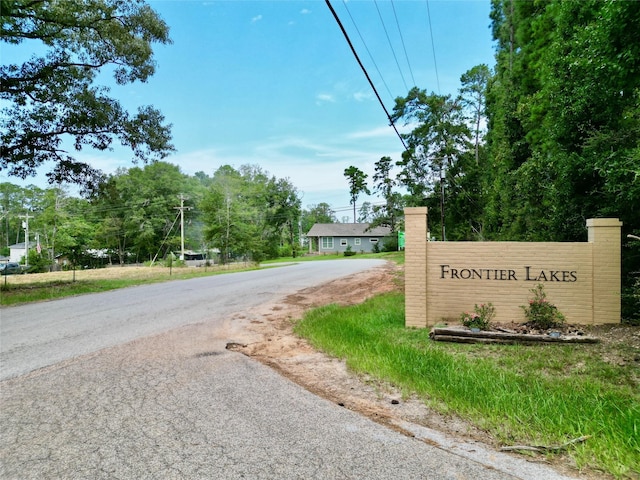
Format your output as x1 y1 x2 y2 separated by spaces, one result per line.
0 263 258 306
294 292 640 479
262 250 404 264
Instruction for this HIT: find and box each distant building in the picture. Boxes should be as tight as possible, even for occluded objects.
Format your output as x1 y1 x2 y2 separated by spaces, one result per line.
306 223 392 254
8 242 36 264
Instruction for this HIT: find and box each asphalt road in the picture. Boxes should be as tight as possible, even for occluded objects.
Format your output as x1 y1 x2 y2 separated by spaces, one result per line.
0 261 576 479
0 260 386 380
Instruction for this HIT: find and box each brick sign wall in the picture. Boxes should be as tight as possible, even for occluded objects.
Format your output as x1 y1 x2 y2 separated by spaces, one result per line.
404 207 622 327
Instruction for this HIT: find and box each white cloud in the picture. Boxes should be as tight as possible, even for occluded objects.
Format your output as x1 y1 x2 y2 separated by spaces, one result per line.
161 133 400 211
251 14 262 23
347 125 397 140
300 9 311 15
28 126 404 212
315 93 335 104
353 91 373 102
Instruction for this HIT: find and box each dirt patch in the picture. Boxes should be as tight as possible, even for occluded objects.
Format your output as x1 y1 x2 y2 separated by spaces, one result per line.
230 263 456 432
228 262 638 480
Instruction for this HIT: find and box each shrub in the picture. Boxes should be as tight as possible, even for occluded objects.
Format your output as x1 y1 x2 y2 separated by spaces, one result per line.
521 284 565 329
460 303 495 330
381 234 398 252
343 244 356 256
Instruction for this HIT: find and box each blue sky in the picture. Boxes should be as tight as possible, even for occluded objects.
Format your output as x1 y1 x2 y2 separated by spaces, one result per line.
2 0 496 221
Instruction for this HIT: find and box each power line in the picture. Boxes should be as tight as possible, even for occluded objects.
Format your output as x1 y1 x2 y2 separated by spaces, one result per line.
325 0 408 151
390 0 416 88
150 211 181 266
341 0 394 103
373 0 408 93
425 0 441 93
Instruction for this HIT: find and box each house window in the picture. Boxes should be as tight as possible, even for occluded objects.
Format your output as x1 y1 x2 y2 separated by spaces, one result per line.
321 237 334 249
370 238 378 243
340 238 348 246
354 238 361 246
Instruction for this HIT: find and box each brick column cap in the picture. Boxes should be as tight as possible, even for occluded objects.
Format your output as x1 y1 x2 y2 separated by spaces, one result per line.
404 207 428 215
586 218 622 228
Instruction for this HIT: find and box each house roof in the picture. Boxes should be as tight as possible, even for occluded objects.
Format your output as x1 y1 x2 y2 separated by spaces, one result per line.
9 241 36 249
306 223 391 237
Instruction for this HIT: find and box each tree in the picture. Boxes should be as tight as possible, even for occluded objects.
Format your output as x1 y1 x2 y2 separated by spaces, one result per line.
0 182 28 247
266 177 301 257
392 88 471 240
301 203 336 235
459 65 491 164
31 185 74 269
201 165 262 263
343 166 370 223
485 0 640 319
57 214 95 278
1 0 174 191
371 156 403 233
91 162 192 263
357 202 373 223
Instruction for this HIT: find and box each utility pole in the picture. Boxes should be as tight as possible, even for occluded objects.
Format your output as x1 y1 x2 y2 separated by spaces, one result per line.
440 164 445 242
0 207 8 247
19 213 34 266
175 195 191 261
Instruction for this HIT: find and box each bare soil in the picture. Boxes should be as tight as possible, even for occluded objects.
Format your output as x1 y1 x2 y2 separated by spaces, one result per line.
228 262 639 480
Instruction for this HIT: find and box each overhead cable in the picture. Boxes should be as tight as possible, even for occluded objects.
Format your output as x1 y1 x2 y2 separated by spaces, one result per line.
342 0 394 102
390 0 416 88
425 0 441 93
373 0 408 93
325 0 408 151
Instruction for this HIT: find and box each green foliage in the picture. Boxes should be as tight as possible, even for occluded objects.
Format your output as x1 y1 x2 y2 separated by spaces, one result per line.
459 64 491 164
91 162 195 264
200 164 302 263
301 203 336 234
1 0 174 190
460 303 495 330
343 166 370 223
483 0 640 315
521 284 565 329
266 176 302 258
26 250 49 273
392 88 474 240
343 244 356 257
370 156 404 233
622 275 640 326
380 234 398 252
1 162 304 269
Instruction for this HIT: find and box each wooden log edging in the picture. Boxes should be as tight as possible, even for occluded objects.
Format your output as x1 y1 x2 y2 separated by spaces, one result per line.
429 327 599 345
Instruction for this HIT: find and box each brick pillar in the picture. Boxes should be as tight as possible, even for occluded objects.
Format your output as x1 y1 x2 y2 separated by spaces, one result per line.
404 207 429 328
587 218 622 324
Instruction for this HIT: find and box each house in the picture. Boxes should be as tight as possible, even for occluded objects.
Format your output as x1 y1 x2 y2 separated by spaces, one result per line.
8 241 36 264
306 223 392 254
